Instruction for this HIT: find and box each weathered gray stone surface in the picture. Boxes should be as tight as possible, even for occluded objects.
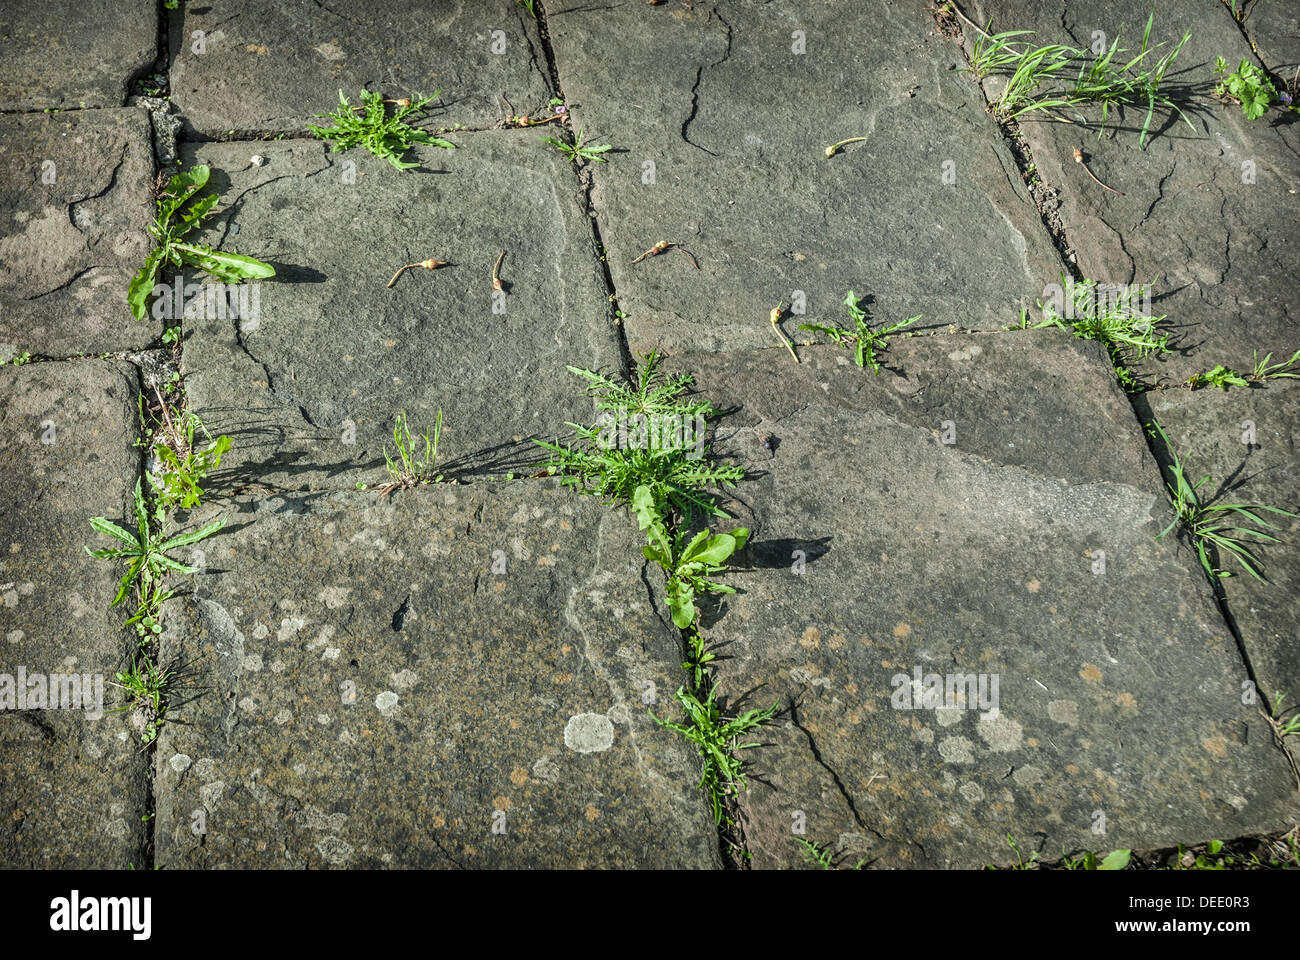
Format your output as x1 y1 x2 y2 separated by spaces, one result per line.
1136 379 1300 767
663 339 1297 868
0 361 149 867
1 0 1295 871
964 1 1300 383
0 109 159 357
152 484 721 869
1243 2 1300 74
546 0 1063 356
178 133 619 493
0 0 157 111
168 0 552 138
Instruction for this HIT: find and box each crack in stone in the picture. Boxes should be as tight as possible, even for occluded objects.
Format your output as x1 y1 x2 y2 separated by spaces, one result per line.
680 8 733 156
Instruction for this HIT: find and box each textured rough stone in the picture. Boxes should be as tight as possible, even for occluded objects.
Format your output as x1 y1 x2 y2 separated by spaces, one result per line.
168 0 553 138
546 0 1064 356
178 133 618 493
151 484 721 868
0 109 159 356
0 361 149 868
963 1 1300 383
660 338 1298 868
0 0 157 110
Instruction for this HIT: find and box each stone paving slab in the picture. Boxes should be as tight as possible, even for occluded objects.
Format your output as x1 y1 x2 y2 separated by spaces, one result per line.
663 337 1297 868
167 0 552 139
152 484 720 869
0 361 149 867
545 0 1063 357
1242 2 1300 74
0 0 157 111
963 1 1300 384
179 132 618 493
0 109 159 357
1136 380 1300 767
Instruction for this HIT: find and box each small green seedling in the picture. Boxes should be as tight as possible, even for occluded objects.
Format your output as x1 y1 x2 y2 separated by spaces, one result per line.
128 164 275 321
542 126 612 165
381 409 444 491
150 413 231 512
1269 694 1300 739
517 0 538 17
1213 56 1291 119
632 485 748 631
1185 364 1248 391
308 89 454 170
799 290 919 373
651 685 779 825
86 479 226 608
110 654 172 744
1148 420 1298 581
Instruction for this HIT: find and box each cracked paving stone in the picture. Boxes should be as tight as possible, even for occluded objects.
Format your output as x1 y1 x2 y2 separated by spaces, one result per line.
152 483 720 868
0 0 157 111
0 361 149 867
1136 379 1300 775
963 1 1300 383
178 133 618 492
1239 3 1300 75
0 109 159 357
545 0 1062 356
167 0 553 138
659 337 1298 868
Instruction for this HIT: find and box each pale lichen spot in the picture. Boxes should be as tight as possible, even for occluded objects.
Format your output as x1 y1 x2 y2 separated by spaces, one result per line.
374 691 399 717
168 753 192 774
976 708 1023 753
938 736 975 764
1048 700 1079 726
564 713 615 753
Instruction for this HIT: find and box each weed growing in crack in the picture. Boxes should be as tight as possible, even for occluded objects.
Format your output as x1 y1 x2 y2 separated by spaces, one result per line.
793 836 869 870
1147 420 1298 581
651 685 779 826
109 655 173 746
128 163 275 321
1268 693 1300 739
150 413 232 513
380 410 444 493
517 0 538 18
632 485 748 632
308 89 454 170
87 479 226 610
1022 274 1168 390
1184 364 1249 391
535 352 744 520
542 125 612 165
1214 56 1295 120
968 13 1192 149
1251 349 1300 383
799 290 919 373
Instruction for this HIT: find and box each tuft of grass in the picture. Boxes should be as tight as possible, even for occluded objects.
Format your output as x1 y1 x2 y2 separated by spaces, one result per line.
799 290 919 373
308 89 454 170
381 410 444 491
128 163 275 321
110 655 173 745
1148 420 1298 581
535 352 744 520
1252 348 1300 383
1022 275 1168 390
969 13 1192 149
541 125 612 165
650 685 778 825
